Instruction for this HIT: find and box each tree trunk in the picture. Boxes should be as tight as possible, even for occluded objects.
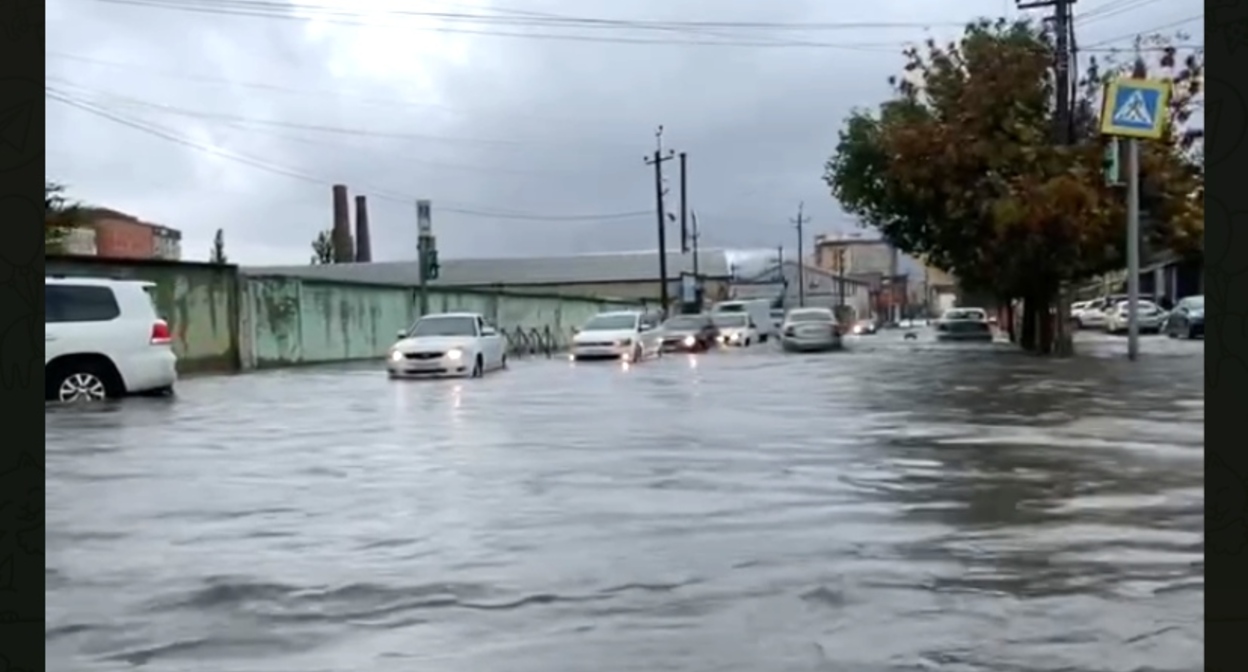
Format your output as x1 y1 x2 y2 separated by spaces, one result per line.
1020 297 1037 351
1038 301 1054 354
1005 301 1016 343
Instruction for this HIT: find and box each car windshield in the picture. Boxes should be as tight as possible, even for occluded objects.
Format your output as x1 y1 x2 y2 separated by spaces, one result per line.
944 309 985 321
409 316 477 337
789 311 832 323
664 316 708 330
582 314 638 331
713 314 748 327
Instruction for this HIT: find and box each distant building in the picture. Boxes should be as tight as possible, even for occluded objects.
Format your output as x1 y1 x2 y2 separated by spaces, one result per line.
243 249 735 305
733 260 871 318
812 233 908 320
80 207 183 261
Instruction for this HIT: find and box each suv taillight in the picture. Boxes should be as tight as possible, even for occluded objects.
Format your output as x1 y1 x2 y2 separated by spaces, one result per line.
151 320 172 345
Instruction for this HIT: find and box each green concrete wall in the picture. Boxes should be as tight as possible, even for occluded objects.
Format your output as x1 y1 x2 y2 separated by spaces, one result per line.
47 256 240 373
240 275 639 368
46 256 639 372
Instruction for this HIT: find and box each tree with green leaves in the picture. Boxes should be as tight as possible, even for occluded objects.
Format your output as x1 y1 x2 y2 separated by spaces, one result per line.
825 19 1202 353
209 228 228 264
310 230 335 264
45 181 89 254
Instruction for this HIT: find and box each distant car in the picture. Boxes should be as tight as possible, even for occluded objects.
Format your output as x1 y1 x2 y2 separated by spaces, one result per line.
1163 295 1204 339
45 276 178 402
570 310 661 362
387 312 506 378
781 307 842 352
711 299 776 342
711 312 760 347
1105 300 1164 335
934 307 993 342
660 313 718 352
850 319 877 335
769 308 786 330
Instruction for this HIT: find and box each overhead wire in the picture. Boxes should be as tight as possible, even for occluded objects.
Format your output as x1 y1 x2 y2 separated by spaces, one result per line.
46 85 655 222
69 0 955 50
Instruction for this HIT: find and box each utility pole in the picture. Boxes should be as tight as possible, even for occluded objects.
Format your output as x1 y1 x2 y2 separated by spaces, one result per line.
679 152 689 254
691 210 703 311
416 200 439 316
791 203 810 308
644 126 676 317
1018 0 1076 353
836 247 847 310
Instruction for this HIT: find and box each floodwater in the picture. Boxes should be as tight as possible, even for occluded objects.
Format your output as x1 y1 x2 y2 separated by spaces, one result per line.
46 331 1205 671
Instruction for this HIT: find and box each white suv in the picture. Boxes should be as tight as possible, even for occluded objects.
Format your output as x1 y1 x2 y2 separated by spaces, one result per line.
45 277 178 402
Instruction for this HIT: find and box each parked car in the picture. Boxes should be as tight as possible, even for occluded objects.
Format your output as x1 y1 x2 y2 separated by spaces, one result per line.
660 313 718 352
569 310 661 362
711 312 760 347
1104 300 1164 335
1163 295 1204 339
780 307 842 352
45 276 178 402
387 312 506 378
934 307 993 342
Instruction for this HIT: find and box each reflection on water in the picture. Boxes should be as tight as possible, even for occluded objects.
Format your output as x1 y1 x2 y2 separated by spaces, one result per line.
46 337 1204 671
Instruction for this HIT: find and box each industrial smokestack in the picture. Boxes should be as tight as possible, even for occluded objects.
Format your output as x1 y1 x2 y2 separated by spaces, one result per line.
331 184 354 263
353 195 372 262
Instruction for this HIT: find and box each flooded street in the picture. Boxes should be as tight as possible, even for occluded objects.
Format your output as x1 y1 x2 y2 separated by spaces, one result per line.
46 332 1204 672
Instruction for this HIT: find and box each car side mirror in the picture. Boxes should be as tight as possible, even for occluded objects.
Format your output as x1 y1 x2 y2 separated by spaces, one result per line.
396 329 407 339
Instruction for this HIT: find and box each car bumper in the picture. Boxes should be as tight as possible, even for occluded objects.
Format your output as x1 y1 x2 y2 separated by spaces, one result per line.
661 337 705 352
571 345 632 360
387 354 472 377
935 331 993 342
120 348 179 393
781 336 841 352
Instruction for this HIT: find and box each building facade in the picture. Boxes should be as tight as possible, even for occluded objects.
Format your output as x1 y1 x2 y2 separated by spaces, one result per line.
81 208 182 261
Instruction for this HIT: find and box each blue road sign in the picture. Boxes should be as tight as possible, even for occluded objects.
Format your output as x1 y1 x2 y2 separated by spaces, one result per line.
1100 78 1170 139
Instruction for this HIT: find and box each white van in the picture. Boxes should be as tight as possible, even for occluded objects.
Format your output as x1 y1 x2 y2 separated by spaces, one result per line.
710 299 777 342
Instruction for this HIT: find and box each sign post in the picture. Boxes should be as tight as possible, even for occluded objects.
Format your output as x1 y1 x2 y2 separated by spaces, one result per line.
1098 75 1170 361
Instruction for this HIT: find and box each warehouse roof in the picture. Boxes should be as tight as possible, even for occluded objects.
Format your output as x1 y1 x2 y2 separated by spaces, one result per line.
242 249 733 287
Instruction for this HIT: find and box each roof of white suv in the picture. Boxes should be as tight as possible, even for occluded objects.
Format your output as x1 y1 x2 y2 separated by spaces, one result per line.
46 276 155 288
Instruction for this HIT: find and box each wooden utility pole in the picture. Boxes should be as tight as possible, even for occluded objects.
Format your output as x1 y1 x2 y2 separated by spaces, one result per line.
790 203 810 307
644 126 676 317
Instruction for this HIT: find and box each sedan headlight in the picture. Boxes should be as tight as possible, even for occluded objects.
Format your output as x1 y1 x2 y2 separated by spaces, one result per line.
389 349 404 362
683 335 696 346
728 332 741 342
616 339 633 347
446 348 464 360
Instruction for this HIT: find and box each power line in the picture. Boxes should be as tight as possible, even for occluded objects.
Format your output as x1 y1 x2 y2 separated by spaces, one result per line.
1082 13 1204 48
68 0 955 50
46 86 653 222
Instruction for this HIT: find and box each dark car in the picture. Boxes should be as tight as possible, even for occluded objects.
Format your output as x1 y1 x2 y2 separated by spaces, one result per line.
1163 295 1204 339
660 314 718 352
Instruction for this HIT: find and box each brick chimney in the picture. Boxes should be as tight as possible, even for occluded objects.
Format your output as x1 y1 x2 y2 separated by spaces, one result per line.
354 195 372 262
331 184 354 263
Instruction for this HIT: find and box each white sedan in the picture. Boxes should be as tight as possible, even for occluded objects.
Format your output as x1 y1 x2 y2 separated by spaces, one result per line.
387 312 506 378
780 307 842 352
1105 300 1164 335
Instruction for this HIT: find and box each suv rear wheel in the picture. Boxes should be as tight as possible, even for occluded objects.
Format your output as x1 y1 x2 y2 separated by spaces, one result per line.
46 356 124 402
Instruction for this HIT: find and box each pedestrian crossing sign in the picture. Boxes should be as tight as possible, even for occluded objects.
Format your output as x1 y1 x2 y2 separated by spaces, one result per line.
1100 77 1170 139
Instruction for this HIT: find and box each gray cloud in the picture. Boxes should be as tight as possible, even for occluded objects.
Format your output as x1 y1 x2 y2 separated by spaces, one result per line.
46 0 1203 264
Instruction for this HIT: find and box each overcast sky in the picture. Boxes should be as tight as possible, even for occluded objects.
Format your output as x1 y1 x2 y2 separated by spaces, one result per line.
46 0 1203 264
